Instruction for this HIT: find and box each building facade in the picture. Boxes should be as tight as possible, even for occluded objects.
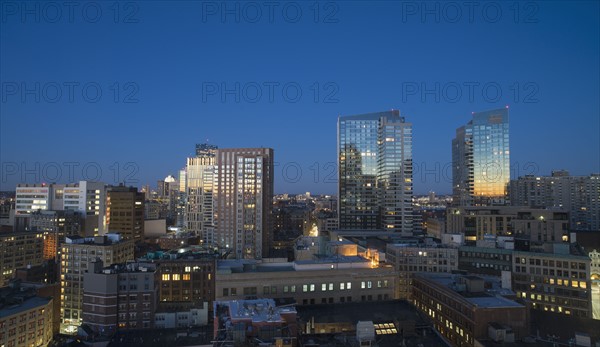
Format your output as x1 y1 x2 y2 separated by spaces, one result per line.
386 244 458 299
15 181 107 234
60 234 134 334
0 231 44 286
412 273 527 347
185 144 218 243
155 257 216 306
216 258 397 305
82 261 158 335
446 206 569 244
0 294 53 347
458 246 513 276
214 148 274 259
509 172 600 231
30 210 82 260
452 108 510 206
338 110 413 235
512 249 592 318
106 186 144 241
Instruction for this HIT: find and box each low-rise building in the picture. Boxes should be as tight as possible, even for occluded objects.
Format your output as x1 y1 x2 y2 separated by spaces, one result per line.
154 302 209 329
458 245 513 276
412 273 527 347
141 247 217 307
0 285 54 347
386 243 458 299
216 256 397 306
0 231 44 286
213 298 297 347
512 246 592 318
446 206 570 244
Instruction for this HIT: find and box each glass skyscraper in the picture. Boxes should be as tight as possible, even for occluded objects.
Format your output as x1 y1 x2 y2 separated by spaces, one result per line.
338 110 413 235
453 107 510 206
185 144 218 243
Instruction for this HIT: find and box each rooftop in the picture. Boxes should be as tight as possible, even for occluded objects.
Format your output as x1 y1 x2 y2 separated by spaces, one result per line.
415 273 522 309
0 295 51 318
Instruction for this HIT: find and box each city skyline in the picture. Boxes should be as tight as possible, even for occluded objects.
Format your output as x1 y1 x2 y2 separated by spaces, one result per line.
2 2 599 346
1 2 599 195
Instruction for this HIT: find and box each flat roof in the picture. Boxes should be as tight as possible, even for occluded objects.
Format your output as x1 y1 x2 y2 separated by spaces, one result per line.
466 296 522 308
0 296 51 318
223 299 296 323
416 273 522 309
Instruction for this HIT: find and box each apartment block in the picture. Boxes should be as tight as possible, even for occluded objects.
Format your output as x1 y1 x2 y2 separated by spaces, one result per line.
509 172 600 231
60 234 134 334
82 261 158 336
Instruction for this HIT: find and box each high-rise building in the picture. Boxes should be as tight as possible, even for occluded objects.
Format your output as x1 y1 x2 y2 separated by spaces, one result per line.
59 234 134 334
337 110 413 235
106 185 145 241
509 171 600 231
453 107 510 206
214 148 274 259
185 144 217 243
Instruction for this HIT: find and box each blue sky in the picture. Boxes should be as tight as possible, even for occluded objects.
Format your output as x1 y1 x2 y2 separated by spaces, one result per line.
1 1 599 194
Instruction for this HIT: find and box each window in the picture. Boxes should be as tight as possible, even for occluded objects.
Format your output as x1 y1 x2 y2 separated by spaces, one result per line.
161 274 170 281
340 282 345 290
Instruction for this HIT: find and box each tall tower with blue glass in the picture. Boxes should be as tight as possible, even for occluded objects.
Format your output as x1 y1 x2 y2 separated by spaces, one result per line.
453 107 510 206
338 110 413 235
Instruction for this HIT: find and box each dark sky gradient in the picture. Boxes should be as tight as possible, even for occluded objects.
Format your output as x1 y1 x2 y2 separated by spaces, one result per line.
1 1 599 194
